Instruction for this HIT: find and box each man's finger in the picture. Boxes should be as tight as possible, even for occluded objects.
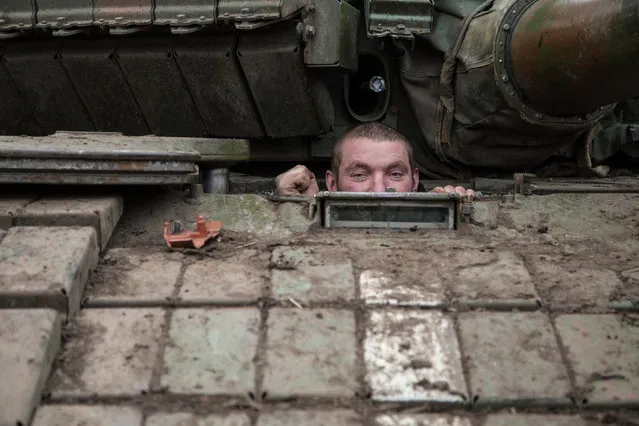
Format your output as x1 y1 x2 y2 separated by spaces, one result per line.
432 186 445 193
443 185 456 193
454 186 467 196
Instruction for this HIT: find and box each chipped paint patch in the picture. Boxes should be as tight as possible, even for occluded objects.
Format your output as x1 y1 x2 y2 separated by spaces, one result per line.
364 310 466 403
359 269 444 307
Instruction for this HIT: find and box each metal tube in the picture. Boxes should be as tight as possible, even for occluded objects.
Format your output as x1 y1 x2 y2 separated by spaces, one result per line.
508 0 639 116
202 168 229 194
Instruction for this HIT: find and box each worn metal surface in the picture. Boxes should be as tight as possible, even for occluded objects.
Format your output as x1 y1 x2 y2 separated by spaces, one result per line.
0 0 35 31
508 0 639 116
35 0 93 29
0 172 199 184
155 0 217 25
93 0 153 26
319 192 459 230
365 0 434 39
303 0 360 70
218 0 304 25
0 133 250 161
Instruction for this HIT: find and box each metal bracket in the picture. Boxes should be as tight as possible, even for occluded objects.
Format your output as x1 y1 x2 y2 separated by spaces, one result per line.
155 0 217 26
317 191 461 230
35 0 93 30
302 0 360 71
93 0 153 27
218 0 305 27
364 0 434 40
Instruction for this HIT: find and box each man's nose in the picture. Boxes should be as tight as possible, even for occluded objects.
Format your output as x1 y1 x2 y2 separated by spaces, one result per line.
372 175 386 192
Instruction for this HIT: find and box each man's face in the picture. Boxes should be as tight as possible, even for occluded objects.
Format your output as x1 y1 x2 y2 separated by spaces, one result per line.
325 137 419 192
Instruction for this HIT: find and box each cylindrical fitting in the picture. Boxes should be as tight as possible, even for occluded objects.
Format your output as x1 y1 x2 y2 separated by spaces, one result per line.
202 168 229 194
508 0 639 116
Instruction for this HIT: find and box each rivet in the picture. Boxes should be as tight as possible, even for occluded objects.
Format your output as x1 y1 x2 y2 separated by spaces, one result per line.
499 42 503 46
510 91 515 96
502 75 509 82
499 59 503 63
536 113 543 118
176 13 186 18
503 24 510 31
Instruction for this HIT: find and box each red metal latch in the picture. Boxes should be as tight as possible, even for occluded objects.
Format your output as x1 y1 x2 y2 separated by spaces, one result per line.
163 215 222 248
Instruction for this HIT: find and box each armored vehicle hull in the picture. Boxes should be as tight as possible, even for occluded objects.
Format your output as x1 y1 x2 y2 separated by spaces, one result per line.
0 0 637 185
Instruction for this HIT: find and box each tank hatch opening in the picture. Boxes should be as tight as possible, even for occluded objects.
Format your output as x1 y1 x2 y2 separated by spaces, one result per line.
344 52 390 122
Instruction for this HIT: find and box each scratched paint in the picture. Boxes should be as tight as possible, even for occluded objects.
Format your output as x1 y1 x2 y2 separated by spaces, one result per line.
364 310 467 403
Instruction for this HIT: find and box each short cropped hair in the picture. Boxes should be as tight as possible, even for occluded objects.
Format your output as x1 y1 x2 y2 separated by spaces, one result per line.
331 122 416 177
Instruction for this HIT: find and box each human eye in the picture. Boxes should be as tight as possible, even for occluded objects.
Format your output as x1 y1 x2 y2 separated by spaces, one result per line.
390 171 406 179
349 170 368 181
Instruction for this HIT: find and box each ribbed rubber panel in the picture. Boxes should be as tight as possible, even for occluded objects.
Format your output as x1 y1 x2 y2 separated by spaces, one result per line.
60 39 150 135
173 35 265 138
117 37 208 137
0 26 334 139
238 23 333 137
0 47 43 136
2 41 95 133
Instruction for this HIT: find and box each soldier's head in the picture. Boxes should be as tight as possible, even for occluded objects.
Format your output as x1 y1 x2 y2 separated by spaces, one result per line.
326 122 419 193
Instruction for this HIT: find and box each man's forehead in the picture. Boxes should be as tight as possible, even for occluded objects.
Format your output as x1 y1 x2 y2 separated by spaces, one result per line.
339 137 410 160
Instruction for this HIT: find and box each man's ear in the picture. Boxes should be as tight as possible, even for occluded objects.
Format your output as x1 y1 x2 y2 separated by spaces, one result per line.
326 170 338 191
412 167 420 192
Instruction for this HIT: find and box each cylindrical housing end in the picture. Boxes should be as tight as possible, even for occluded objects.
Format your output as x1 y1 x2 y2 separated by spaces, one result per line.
509 0 639 116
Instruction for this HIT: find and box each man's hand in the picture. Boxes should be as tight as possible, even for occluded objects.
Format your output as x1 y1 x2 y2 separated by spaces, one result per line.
431 185 476 197
275 165 320 196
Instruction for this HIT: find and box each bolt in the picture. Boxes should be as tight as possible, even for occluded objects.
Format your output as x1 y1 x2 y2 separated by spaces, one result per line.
240 7 250 15
503 23 510 31
115 16 123 21
176 13 186 19
199 15 206 20
0 19 5 24
536 113 543 119
57 16 65 21
305 25 316 38
367 75 386 93
396 23 406 31
502 75 509 82
307 3 316 12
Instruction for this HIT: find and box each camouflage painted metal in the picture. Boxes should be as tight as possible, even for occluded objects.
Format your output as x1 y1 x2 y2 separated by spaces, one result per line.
0 0 638 185
303 0 360 69
94 0 154 27
218 0 305 28
365 0 434 39
0 0 34 33
154 0 217 26
508 0 639 116
35 0 93 29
